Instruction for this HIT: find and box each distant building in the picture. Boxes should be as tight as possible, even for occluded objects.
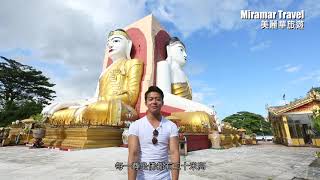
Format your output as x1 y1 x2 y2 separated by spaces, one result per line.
268 89 320 147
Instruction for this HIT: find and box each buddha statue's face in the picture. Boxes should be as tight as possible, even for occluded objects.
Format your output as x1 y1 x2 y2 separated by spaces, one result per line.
107 34 129 61
168 42 187 67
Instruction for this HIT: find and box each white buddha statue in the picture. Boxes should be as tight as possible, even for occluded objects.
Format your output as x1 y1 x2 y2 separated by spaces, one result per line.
156 37 217 133
42 29 144 126
157 37 192 99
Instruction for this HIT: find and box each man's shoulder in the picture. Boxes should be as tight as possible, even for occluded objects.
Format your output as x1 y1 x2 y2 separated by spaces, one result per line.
131 116 146 126
128 116 147 135
162 117 177 128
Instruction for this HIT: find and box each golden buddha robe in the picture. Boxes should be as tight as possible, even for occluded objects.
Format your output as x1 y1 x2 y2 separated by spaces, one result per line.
171 111 217 133
50 108 78 125
171 82 192 100
50 58 143 126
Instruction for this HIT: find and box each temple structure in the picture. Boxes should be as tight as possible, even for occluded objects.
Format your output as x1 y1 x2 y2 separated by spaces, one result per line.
268 89 320 147
41 15 222 150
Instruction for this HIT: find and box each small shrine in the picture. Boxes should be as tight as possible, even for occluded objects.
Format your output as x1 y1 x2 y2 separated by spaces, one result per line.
268 89 320 147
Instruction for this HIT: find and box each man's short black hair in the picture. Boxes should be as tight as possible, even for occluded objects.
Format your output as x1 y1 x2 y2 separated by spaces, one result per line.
144 86 164 101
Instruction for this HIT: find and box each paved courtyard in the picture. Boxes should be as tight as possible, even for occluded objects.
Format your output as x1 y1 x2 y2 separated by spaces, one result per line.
0 142 318 180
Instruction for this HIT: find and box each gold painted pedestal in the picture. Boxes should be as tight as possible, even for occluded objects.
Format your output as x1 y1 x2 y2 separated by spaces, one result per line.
6 127 33 145
233 134 241 147
43 126 123 149
220 134 233 149
312 138 320 147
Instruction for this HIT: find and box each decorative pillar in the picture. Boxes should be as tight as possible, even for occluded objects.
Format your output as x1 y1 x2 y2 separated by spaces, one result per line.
282 115 292 145
208 130 220 149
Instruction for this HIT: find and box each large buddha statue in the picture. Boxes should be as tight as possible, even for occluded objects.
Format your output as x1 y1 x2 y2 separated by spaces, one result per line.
156 37 217 133
156 37 192 100
42 29 143 126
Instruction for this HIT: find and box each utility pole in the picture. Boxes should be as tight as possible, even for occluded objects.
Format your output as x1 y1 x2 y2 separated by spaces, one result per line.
260 118 265 141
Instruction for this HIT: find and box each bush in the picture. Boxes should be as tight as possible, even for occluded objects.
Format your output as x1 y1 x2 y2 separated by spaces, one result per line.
30 113 45 128
312 109 320 137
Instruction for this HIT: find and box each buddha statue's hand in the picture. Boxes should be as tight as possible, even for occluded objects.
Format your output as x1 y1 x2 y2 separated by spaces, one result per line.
117 90 128 95
111 90 129 101
41 103 54 117
42 102 59 118
41 102 81 118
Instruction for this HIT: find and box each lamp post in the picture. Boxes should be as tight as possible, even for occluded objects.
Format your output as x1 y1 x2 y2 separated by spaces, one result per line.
260 118 265 141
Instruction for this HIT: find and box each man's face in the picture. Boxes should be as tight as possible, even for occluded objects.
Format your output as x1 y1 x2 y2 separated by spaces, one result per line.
145 92 163 114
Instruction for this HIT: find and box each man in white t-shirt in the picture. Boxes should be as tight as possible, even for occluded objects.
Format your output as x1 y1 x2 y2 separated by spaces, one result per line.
128 86 180 180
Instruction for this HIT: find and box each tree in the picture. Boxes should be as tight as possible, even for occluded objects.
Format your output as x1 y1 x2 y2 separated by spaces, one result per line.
310 87 320 93
0 56 56 126
222 111 272 135
312 109 320 137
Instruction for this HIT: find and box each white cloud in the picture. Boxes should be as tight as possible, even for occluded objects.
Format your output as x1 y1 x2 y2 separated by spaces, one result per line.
285 66 301 73
290 70 320 84
244 0 294 44
191 91 220 109
275 64 301 73
250 40 271 52
248 0 294 11
189 80 223 119
275 64 290 71
190 80 217 107
299 0 320 19
145 0 295 38
185 63 206 76
147 0 248 37
0 0 304 107
0 0 146 102
192 92 205 103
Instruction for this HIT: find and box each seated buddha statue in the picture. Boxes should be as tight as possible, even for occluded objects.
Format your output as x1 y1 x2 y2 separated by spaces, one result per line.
156 37 192 99
42 29 144 126
156 37 217 133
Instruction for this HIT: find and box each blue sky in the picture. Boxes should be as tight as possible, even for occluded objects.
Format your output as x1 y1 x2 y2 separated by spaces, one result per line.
182 16 320 120
1 0 319 121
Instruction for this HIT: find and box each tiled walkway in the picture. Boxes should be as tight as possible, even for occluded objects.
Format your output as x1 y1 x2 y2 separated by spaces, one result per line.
0 142 318 180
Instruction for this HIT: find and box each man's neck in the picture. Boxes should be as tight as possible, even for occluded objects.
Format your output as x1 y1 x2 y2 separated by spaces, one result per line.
146 111 162 122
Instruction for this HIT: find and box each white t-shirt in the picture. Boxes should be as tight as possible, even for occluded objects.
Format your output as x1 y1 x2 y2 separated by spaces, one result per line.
128 116 178 180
